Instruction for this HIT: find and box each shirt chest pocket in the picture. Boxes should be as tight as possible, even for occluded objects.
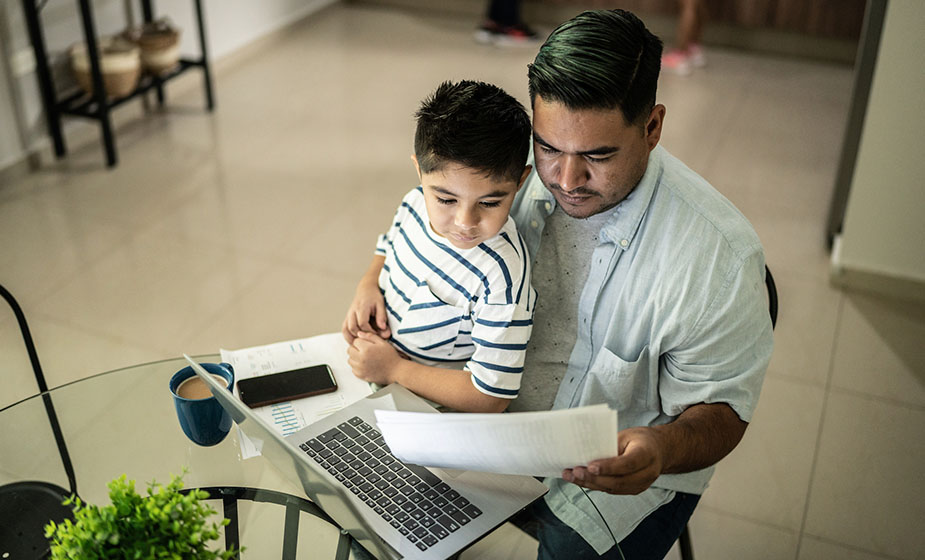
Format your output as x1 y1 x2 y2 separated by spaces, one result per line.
396 284 466 357
581 345 653 412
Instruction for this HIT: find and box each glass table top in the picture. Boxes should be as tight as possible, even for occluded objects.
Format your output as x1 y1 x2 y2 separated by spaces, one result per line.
0 355 348 559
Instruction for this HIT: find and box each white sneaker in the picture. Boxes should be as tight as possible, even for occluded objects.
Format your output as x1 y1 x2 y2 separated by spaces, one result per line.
687 44 706 67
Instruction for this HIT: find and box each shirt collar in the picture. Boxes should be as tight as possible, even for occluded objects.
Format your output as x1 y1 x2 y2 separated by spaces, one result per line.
526 170 556 204
598 145 664 248
523 144 664 248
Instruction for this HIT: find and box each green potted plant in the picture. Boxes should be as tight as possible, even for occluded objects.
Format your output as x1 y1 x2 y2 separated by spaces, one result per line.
44 471 240 559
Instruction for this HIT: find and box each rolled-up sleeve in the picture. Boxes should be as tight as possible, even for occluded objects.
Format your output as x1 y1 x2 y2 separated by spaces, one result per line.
659 250 774 422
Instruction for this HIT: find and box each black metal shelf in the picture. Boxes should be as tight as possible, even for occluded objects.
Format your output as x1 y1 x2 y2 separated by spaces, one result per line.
22 0 215 168
59 58 204 118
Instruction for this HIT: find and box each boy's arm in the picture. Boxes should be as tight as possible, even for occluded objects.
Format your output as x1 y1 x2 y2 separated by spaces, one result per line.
342 255 389 344
348 331 509 413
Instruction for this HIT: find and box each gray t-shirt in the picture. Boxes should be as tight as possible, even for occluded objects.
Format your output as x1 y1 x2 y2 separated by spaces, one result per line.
510 205 614 412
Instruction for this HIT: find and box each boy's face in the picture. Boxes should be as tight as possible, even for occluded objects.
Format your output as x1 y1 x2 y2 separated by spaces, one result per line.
413 157 530 250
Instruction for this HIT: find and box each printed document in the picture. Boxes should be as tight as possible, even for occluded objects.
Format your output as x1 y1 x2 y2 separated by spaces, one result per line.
375 405 618 477
221 333 373 458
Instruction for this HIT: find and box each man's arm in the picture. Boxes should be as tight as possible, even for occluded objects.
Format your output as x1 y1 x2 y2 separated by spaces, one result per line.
564 402 747 495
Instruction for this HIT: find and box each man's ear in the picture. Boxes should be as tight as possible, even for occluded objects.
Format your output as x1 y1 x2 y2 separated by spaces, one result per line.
645 104 666 151
410 154 422 180
516 165 533 192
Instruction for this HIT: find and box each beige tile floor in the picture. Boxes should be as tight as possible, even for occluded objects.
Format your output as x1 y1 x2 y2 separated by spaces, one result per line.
3 4 924 559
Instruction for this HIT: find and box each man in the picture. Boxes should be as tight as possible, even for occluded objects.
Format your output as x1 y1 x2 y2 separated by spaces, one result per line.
508 9 773 559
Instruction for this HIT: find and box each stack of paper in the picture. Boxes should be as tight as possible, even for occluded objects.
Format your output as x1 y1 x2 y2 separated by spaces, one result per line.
375 405 618 478
220 333 373 458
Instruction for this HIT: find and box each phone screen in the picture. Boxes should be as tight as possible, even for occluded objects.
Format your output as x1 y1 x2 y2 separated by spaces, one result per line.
237 364 337 408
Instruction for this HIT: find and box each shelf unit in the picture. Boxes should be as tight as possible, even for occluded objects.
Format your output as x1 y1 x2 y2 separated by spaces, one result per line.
22 0 215 168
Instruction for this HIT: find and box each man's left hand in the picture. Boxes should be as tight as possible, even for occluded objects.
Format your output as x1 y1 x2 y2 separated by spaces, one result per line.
562 426 665 495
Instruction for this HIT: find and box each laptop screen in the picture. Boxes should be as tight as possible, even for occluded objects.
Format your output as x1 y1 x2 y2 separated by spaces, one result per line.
183 355 400 559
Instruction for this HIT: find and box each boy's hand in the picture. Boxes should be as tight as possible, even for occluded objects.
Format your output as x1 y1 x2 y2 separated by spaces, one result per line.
342 283 391 344
347 331 404 385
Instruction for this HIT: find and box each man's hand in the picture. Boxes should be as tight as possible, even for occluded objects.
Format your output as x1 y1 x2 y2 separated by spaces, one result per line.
562 403 748 495
347 331 404 385
562 426 665 495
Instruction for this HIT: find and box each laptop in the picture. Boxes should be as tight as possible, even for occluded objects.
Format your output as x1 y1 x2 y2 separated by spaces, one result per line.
183 355 548 559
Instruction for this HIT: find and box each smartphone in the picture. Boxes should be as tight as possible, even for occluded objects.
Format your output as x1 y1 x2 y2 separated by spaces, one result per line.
237 364 337 408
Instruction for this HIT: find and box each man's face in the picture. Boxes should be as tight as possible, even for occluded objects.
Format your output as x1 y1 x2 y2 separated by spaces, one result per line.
532 95 665 219
414 158 529 250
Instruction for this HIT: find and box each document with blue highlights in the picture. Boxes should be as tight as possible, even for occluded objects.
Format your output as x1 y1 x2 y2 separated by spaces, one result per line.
220 332 373 458
375 404 618 477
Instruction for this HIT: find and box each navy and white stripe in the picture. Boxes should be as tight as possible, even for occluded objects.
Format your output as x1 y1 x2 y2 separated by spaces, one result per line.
374 187 536 399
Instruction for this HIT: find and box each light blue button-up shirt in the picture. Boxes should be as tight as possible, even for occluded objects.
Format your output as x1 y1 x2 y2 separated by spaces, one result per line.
510 145 774 553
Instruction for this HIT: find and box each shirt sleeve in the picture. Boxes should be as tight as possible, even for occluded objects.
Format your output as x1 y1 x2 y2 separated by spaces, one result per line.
659 250 774 422
375 191 414 256
465 300 534 399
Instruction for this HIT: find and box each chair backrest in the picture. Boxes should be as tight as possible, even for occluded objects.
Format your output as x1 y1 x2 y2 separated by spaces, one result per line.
1 283 77 495
765 265 778 330
0 283 49 392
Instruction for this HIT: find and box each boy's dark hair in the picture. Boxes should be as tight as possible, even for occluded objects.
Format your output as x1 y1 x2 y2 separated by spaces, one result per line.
528 10 663 125
414 80 531 183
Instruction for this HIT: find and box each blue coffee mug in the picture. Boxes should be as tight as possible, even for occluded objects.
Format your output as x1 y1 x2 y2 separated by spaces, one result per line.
169 362 235 447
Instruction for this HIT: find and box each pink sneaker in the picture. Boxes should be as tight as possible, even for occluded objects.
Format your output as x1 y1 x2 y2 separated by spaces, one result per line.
474 20 541 47
662 49 691 76
687 44 706 67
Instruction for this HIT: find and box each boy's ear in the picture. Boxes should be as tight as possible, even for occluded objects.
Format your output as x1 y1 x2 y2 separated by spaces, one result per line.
516 165 533 192
410 154 422 180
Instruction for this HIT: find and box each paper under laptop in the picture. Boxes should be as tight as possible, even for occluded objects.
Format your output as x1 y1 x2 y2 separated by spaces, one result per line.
219 334 374 459
184 355 547 560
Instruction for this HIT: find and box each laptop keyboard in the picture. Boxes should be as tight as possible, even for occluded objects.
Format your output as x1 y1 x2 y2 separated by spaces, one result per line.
299 416 483 552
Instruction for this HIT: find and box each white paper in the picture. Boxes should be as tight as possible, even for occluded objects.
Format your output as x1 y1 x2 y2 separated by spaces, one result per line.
220 333 373 458
374 405 618 477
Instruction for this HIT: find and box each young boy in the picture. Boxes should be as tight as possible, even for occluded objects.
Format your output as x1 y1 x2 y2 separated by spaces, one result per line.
342 80 535 413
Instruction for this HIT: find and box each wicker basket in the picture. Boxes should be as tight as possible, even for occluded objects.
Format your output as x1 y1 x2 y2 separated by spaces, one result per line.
124 19 181 75
70 37 141 98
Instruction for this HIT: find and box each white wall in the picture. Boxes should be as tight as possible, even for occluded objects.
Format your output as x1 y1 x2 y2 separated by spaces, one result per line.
833 0 925 300
0 0 338 171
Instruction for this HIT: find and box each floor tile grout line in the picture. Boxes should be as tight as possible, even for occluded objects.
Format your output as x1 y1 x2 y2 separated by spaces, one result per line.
800 533 908 560
826 384 925 413
702 74 752 177
695 504 797 535
793 291 845 560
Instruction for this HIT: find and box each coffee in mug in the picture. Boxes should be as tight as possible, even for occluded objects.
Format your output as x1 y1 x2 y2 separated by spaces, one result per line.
177 373 228 399
169 362 235 446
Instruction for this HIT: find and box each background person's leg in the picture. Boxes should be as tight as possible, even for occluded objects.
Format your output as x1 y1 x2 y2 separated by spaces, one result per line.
475 0 539 45
487 0 520 27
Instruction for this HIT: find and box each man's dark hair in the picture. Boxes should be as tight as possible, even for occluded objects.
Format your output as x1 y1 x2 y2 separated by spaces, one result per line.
414 80 531 183
528 10 663 125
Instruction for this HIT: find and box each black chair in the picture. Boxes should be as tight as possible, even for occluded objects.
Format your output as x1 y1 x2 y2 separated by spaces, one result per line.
677 264 777 560
0 283 78 558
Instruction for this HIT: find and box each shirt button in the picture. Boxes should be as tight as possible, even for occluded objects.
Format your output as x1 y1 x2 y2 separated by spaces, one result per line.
620 239 629 247
531 220 538 228
545 202 552 211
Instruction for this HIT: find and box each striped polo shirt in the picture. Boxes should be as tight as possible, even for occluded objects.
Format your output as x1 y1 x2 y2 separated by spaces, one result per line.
374 187 536 399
